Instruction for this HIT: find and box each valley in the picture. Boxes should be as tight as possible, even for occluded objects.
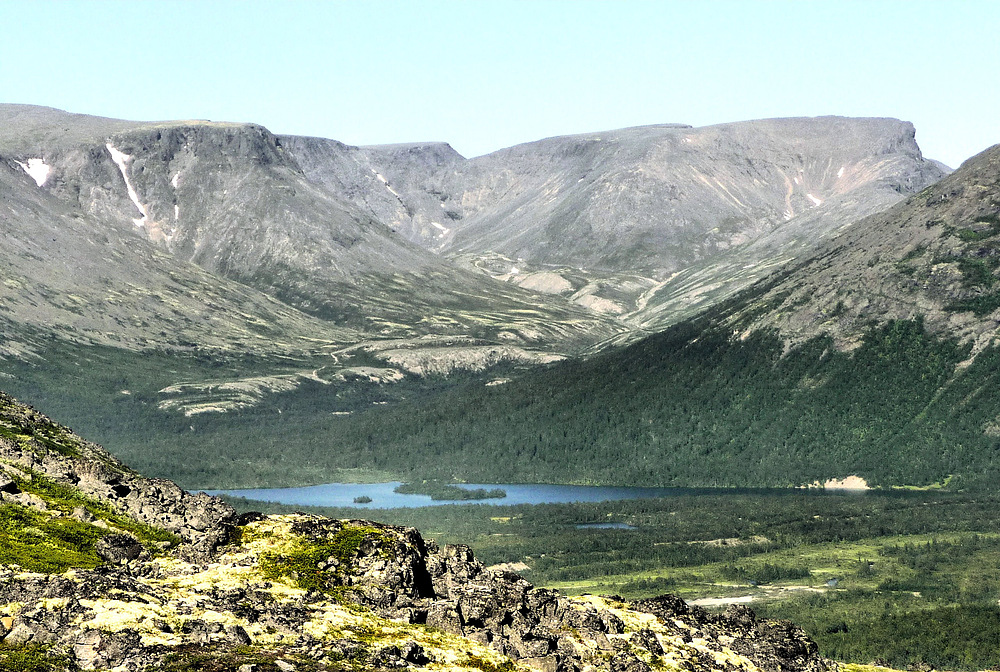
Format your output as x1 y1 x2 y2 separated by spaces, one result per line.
3 102 1000 672
0 104 961 492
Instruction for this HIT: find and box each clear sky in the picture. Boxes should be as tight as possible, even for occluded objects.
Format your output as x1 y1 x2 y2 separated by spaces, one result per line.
1 0 996 168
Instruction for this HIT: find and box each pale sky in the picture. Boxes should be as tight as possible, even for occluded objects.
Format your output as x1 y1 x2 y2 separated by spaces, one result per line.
1 0 997 168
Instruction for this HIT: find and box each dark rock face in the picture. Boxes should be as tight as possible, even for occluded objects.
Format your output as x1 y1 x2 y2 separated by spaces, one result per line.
94 533 149 564
632 600 828 672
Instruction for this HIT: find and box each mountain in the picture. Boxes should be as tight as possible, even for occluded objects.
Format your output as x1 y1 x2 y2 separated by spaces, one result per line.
0 104 953 489
713 143 1000 353
0 143 356 359
285 117 946 330
0 104 622 358
0 390 832 672
0 104 630 458
295 144 1000 490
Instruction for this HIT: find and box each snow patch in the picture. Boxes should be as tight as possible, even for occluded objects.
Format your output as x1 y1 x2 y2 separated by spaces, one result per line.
14 158 51 186
806 193 823 207
430 221 450 237
837 165 845 178
171 172 180 188
106 143 149 227
373 172 401 197
174 205 179 220
510 267 520 275
793 176 801 185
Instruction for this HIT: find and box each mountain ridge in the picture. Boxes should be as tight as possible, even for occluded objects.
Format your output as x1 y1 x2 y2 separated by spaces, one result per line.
0 104 624 359
282 114 946 333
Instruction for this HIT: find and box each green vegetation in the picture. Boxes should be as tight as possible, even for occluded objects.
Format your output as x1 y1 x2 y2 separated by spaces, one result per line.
938 216 1000 314
0 341 499 488
460 658 516 672
226 487 1000 671
946 290 1000 315
296 317 983 489
0 502 106 572
955 257 997 287
155 645 331 672
946 215 1000 242
0 643 75 672
257 523 391 594
721 562 811 585
759 599 1000 671
394 481 506 501
0 461 177 573
4 466 179 549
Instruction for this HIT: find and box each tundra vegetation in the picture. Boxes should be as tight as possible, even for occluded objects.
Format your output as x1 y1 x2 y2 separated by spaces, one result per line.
224 487 1000 672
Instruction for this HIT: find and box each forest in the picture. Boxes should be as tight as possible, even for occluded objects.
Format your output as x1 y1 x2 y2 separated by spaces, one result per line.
5 313 998 491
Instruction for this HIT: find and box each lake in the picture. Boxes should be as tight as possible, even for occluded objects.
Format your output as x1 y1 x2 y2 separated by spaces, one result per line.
204 482 704 509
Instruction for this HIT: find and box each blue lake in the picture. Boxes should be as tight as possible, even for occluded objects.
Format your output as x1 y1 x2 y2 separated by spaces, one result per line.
204 482 697 510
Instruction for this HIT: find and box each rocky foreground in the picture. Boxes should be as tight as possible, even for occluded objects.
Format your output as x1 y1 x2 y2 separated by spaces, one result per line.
0 391 832 671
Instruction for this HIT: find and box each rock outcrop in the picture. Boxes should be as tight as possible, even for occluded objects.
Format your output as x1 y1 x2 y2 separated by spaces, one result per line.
0 391 833 671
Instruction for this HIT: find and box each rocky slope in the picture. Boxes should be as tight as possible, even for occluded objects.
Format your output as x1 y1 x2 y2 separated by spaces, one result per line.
0 391 834 671
284 117 946 332
0 147 356 359
0 104 622 359
714 144 1000 354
